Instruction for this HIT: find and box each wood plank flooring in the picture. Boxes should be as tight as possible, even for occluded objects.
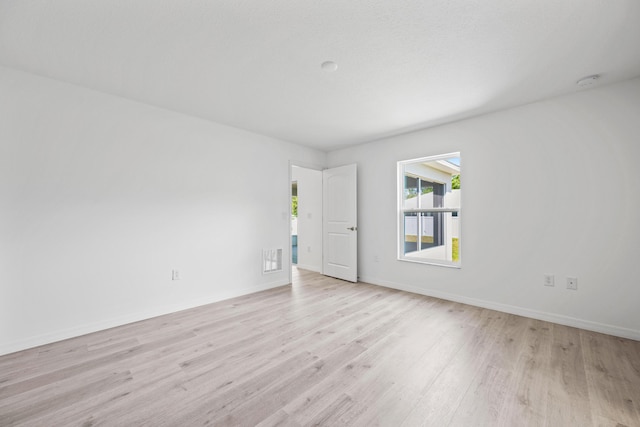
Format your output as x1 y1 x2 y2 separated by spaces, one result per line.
1 268 639 426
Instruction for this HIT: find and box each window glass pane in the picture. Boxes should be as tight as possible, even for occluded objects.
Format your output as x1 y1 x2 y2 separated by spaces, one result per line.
420 181 434 195
403 176 418 209
420 212 442 249
433 182 444 208
451 211 460 262
403 212 418 254
415 180 444 209
405 211 457 261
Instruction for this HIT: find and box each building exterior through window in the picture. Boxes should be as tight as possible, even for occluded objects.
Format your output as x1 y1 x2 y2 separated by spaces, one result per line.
398 153 461 267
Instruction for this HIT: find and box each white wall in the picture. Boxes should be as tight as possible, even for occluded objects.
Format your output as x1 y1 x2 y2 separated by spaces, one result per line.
0 66 326 355
291 166 323 272
3 64 639 355
328 77 640 340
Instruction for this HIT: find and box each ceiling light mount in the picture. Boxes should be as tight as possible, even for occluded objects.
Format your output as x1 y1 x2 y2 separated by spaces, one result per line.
576 74 600 87
321 61 338 72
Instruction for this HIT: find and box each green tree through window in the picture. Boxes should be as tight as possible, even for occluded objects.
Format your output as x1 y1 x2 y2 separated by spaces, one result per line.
452 174 460 189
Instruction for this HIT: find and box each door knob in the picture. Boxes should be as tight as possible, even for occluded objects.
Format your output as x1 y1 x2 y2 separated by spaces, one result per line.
347 226 357 231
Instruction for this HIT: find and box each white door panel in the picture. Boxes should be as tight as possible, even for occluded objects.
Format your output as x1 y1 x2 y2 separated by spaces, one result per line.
323 164 357 282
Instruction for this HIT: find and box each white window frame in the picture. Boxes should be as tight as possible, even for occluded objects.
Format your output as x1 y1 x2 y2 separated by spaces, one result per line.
397 152 461 268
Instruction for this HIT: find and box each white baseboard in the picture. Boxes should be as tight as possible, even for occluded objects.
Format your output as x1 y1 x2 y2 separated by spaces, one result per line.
5 274 636 357
359 275 640 342
0 279 289 357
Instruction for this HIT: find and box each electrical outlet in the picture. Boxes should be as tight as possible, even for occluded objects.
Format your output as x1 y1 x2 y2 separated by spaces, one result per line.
567 277 578 290
172 269 180 281
544 274 555 287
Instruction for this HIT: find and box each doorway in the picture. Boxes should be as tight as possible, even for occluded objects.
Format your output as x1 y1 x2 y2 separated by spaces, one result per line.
289 162 359 284
291 180 298 265
289 164 323 283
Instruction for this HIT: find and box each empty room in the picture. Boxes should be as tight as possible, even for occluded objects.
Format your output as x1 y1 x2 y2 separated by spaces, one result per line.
1 1 639 426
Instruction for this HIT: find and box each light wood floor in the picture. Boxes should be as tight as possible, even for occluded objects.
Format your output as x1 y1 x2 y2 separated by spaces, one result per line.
1 268 639 427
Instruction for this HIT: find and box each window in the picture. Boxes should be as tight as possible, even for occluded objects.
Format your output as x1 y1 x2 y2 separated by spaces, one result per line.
398 153 461 267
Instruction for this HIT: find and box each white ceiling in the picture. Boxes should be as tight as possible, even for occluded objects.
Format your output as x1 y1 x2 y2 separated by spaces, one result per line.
1 1 639 151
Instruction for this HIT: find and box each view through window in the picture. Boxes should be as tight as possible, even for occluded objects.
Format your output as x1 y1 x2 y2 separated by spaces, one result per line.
398 153 461 267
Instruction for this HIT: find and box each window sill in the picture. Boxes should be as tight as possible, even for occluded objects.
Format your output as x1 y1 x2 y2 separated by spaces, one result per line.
397 257 461 269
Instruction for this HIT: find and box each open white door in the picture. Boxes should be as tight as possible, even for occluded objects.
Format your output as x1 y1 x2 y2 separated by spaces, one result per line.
323 164 357 282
